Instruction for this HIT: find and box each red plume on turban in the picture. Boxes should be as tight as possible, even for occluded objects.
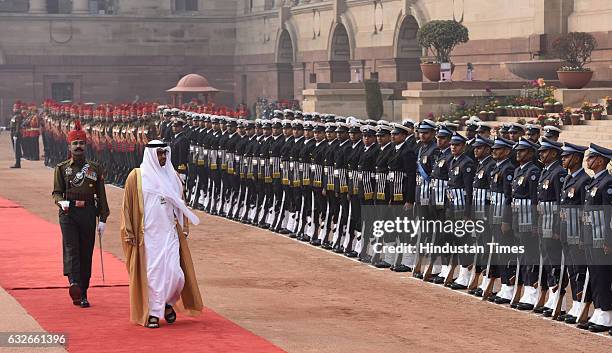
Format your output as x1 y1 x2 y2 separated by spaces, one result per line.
67 120 87 143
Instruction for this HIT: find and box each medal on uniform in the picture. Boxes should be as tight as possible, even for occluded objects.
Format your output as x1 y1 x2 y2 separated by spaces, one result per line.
518 176 525 185
65 166 72 175
568 188 575 199
543 179 550 190
590 187 598 197
453 166 460 175
438 159 445 167
477 170 484 179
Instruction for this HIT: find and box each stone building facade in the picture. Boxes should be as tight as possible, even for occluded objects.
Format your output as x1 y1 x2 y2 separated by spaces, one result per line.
1 0 611 124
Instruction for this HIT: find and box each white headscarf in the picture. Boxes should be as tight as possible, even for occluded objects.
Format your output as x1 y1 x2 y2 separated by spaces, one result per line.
140 140 200 227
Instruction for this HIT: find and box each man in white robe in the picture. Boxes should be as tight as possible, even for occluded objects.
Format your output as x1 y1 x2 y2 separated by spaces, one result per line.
121 140 202 328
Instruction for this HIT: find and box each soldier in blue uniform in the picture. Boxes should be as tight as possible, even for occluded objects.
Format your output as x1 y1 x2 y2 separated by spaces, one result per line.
466 136 496 296
534 138 567 316
543 126 562 141
525 124 541 143
558 142 590 324
511 138 542 310
577 144 612 333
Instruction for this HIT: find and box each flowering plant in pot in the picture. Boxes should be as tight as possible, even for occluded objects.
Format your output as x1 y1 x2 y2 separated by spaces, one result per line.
560 108 572 125
552 32 597 89
417 20 469 81
592 104 604 120
571 109 583 125
553 101 563 113
605 96 612 115
581 102 592 120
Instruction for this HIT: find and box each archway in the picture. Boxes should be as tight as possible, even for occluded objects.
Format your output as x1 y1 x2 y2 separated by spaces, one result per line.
329 24 351 83
394 15 421 81
276 30 295 100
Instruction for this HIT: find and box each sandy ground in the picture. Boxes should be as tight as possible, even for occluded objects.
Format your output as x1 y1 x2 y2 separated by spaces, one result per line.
0 134 610 353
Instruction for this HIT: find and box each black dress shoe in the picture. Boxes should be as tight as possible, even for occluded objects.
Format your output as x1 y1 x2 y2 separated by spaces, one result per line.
413 272 424 279
588 324 611 333
564 315 577 324
333 246 344 254
300 236 311 242
373 261 392 269
345 250 358 258
556 313 568 321
321 242 333 250
494 297 511 305
576 321 592 330
609 327 612 336
391 264 412 272
10 165 21 169
432 276 445 284
288 233 297 239
69 283 82 306
517 303 534 311
533 305 546 314
450 282 468 290
358 255 372 263
468 288 478 295
279 229 290 235
80 297 90 308
424 274 439 283
310 239 321 246
542 308 553 317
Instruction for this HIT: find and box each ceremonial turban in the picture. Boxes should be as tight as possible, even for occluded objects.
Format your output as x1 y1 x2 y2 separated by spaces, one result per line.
67 120 87 143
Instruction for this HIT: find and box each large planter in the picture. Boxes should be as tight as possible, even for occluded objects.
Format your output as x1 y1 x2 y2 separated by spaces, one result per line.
420 63 455 82
503 59 567 80
557 70 593 89
570 114 581 125
583 111 592 120
593 111 602 120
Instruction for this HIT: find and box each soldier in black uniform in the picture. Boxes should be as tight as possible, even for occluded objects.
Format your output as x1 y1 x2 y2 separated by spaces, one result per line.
308 122 328 245
446 132 476 289
170 118 189 184
387 122 417 272
525 124 541 143
330 122 352 252
295 121 317 240
577 144 612 333
10 107 24 168
511 138 542 310
267 119 285 229
464 118 480 161
274 119 295 233
286 119 305 237
533 138 567 315
343 121 364 257
485 137 517 303
52 122 110 308
425 124 453 283
558 142 590 324
412 119 439 278
466 136 496 295
317 122 340 249
356 124 379 262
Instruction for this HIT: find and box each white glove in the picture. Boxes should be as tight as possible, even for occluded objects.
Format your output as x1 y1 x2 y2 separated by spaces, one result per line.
97 222 106 237
58 200 70 211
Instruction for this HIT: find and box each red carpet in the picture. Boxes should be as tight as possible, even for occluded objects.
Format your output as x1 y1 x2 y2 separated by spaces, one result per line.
0 198 286 353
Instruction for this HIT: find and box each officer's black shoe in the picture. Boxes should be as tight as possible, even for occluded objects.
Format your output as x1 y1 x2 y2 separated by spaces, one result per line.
608 327 612 336
358 255 372 263
10 165 21 169
412 272 424 279
197 205 205 211
333 246 345 254
345 250 358 258
533 305 546 314
80 297 90 308
69 283 81 306
542 308 554 317
321 242 333 250
373 261 391 269
494 297 510 305
510 302 518 308
576 321 592 330
588 324 611 333
517 303 534 311
279 229 291 235
432 275 445 284
450 282 468 290
391 264 412 272
473 288 486 297
300 236 311 242
310 239 321 246
424 274 438 283
556 313 569 321
260 224 269 229
288 233 297 239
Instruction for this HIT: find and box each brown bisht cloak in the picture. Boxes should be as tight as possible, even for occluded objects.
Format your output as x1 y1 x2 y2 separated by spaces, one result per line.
120 168 203 326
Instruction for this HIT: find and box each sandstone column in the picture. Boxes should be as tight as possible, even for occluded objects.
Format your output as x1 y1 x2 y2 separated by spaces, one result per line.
73 0 90 14
29 0 46 13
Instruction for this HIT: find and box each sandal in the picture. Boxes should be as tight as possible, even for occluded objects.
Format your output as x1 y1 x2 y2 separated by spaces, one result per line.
164 304 177 324
146 316 160 329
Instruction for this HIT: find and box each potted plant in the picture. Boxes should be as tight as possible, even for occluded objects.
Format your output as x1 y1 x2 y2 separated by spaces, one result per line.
605 96 612 115
552 32 597 89
592 104 604 120
561 108 572 125
554 101 563 113
581 102 592 120
417 20 469 81
570 110 582 125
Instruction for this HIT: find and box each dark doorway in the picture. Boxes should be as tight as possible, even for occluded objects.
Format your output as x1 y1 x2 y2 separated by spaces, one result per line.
395 16 421 82
277 30 295 100
51 82 74 102
330 24 351 83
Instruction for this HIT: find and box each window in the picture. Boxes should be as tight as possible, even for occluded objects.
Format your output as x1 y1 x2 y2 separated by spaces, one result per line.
0 0 28 13
89 0 117 15
175 0 197 12
46 0 72 14
51 83 74 102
